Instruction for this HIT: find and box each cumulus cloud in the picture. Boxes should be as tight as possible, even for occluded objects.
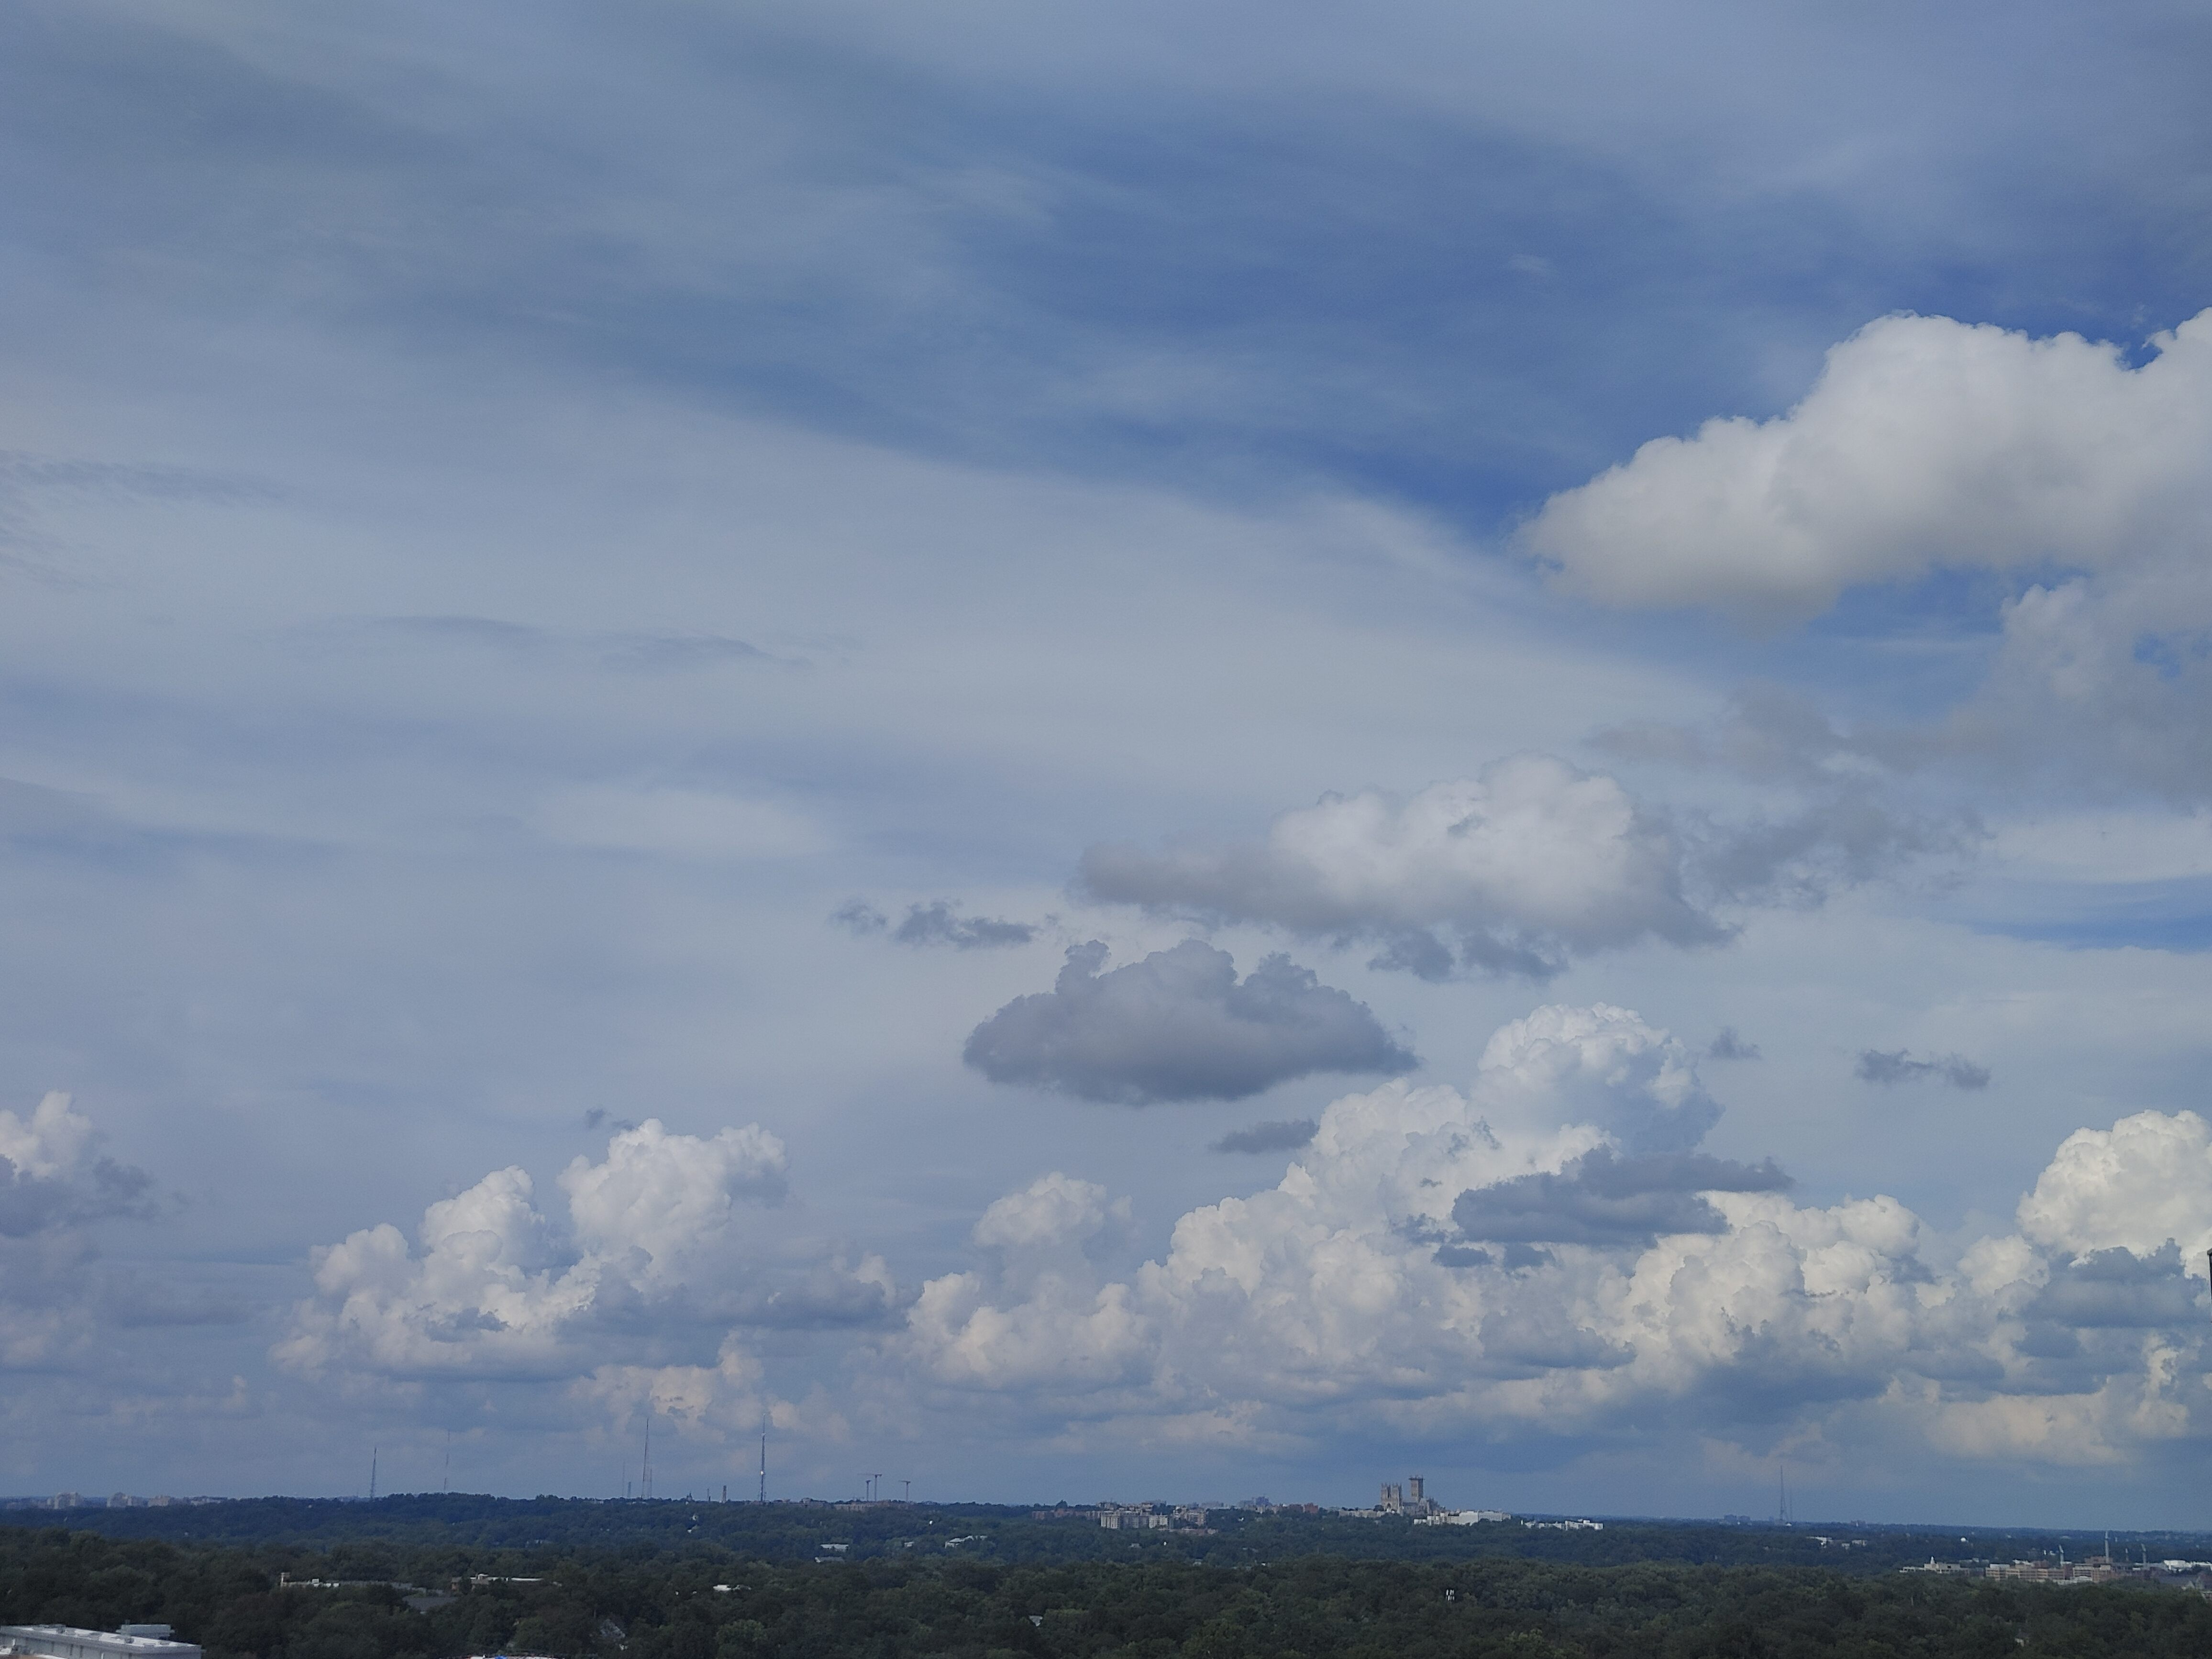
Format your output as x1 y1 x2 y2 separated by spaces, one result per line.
0 1091 155 1237
895 1004 2212 1471
0 1094 165 1369
835 899 1034 948
1210 1118 1319 1154
2016 1109 2212 1261
1081 755 1724 980
1854 1049 1991 1090
1525 310 2212 623
278 1119 890 1382
1542 313 2212 803
963 940 1415 1104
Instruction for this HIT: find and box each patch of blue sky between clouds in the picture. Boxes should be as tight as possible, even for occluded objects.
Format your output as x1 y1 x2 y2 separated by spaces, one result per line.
6 1 2210 539
1935 877 2212 954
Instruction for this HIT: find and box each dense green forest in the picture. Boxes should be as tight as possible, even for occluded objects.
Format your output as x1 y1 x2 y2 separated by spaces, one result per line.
30 1495 2212 1578
7 1515 2212 1659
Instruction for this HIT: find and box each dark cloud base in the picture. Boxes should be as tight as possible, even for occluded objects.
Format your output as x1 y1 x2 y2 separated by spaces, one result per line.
964 940 1416 1104
1856 1049 1991 1089
1209 1117 1319 1154
1453 1148 1792 1248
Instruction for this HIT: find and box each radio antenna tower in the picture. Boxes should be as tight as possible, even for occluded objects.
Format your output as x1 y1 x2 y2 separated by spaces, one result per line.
758 1419 767 1504
642 1408 653 1502
369 1446 378 1503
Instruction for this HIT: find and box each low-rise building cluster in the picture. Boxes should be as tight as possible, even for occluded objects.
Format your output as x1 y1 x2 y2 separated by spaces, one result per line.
1903 1553 2212 1592
1343 1477 1514 1526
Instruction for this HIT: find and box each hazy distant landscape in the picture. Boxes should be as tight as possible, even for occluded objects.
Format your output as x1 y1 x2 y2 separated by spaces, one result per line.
16 1493 2212 1575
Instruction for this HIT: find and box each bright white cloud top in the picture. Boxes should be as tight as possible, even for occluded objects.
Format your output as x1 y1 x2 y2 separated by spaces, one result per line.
1526 310 2212 622
1082 757 1723 978
279 1120 889 1380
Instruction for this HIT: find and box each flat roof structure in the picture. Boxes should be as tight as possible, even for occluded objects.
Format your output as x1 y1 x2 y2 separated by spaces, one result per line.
1 1627 202 1659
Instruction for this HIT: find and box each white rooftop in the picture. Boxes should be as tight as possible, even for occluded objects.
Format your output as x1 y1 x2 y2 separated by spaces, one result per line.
1 1626 202 1659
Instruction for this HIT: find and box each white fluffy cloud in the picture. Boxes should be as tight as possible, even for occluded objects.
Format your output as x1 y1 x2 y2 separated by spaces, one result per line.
894 1005 2212 1470
2016 1109 2212 1262
1525 310 2212 622
1081 755 1723 978
561 1119 789 1283
278 1119 890 1383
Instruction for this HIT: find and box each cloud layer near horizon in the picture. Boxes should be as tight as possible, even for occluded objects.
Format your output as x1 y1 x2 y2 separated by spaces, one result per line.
23 1002 2212 1502
901 1005 2212 1471
277 1120 892 1392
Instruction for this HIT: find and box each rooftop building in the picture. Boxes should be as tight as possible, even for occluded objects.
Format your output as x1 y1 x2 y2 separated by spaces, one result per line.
2 1627 202 1659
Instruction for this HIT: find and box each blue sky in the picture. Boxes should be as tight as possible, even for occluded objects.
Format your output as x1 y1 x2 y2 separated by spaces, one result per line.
5 0 2212 1525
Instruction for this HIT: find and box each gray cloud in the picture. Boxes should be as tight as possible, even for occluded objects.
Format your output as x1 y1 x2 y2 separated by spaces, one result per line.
1475 1302 1634 1374
1451 1147 1792 1247
1855 1049 1991 1089
1595 686 1980 907
721 1258 905 1330
0 1154 154 1239
963 940 1416 1104
893 901 1035 949
1706 1027 1761 1061
1209 1117 1319 1154
833 899 1035 949
2026 1244 2206 1329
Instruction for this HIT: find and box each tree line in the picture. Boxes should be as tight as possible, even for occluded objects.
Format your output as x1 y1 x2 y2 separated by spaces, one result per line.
8 1520 2212 1659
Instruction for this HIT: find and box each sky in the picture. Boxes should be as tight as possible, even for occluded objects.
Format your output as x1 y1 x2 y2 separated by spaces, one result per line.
4 0 2212 1527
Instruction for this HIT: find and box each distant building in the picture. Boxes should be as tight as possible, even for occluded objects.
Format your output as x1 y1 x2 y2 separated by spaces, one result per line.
1 1627 201 1659
1366 1477 1445 1519
1097 1505 1171 1530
